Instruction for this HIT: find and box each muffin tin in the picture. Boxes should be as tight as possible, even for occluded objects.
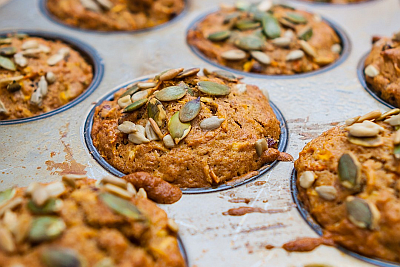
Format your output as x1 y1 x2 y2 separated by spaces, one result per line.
1 0 400 266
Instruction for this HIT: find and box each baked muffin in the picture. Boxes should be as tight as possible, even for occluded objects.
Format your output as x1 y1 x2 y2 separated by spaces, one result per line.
46 0 185 32
295 109 400 262
364 32 400 108
0 175 186 267
91 67 292 188
0 33 93 121
187 1 342 75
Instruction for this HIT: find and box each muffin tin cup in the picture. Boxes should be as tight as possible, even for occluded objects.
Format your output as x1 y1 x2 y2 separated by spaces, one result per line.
178 235 190 267
84 76 289 194
291 169 400 267
39 0 189 34
186 9 351 79
357 52 396 109
0 29 104 125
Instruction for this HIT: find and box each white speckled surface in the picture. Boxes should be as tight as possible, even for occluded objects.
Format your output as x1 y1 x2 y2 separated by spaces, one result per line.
0 0 399 266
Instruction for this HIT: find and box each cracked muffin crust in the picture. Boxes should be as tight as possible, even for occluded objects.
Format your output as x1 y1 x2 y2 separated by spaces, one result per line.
295 109 400 262
91 68 292 188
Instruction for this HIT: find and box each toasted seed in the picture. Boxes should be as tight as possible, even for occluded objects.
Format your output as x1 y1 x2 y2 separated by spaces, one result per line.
102 176 127 188
299 40 317 58
96 0 113 9
47 53 64 66
236 19 260 31
345 116 360 126
257 0 273 12
347 121 381 137
365 64 379 77
314 56 334 66
160 68 184 82
255 138 268 156
0 188 16 207
145 120 159 141
0 228 15 253
41 247 82 267
338 153 361 189
147 98 166 127
131 89 149 103
45 181 66 198
208 31 231 42
32 185 50 207
3 210 18 233
221 49 247 60
346 196 380 230
377 108 400 121
286 50 304 61
120 84 139 99
80 0 101 12
197 81 230 96
168 111 191 144
394 130 400 145
21 40 38 50
154 85 186 101
315 186 337 201
285 12 307 24
128 128 150 145
0 46 16 56
223 12 241 24
117 95 132 108
123 98 147 113
38 76 48 96
0 38 12 44
39 44 51 54
118 121 137 134
271 37 291 47
284 30 295 40
0 197 23 217
235 0 251 11
163 134 175 148
250 51 271 65
297 26 313 41
127 183 137 196
210 69 240 82
137 82 157 89
137 188 147 199
200 116 225 130
99 192 145 220
176 68 200 79
0 55 16 71
299 171 316 189
262 14 281 39
235 35 264 51
104 183 133 199
46 72 57 84
29 216 66 243
331 44 342 54
27 198 64 214
347 135 383 147
21 48 42 58
384 113 400 126
14 53 28 67
167 218 179 232
62 174 86 188
0 100 7 114
357 110 381 122
179 97 201 122
278 18 296 29
6 80 21 92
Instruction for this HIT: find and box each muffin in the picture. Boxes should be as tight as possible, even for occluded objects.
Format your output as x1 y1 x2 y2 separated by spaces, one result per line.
0 33 93 121
187 1 342 75
91 67 292 188
46 0 185 32
295 109 400 262
0 175 185 267
364 32 400 108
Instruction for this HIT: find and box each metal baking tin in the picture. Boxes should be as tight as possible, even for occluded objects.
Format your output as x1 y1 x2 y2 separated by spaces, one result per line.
39 0 189 34
83 75 289 194
357 52 396 109
186 9 351 79
0 29 104 125
291 169 400 267
178 236 190 267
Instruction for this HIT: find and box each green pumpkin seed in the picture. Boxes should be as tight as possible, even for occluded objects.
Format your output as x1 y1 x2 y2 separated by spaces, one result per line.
338 153 361 189
147 98 166 127
235 19 261 31
234 35 264 51
6 80 21 92
394 144 400 159
197 81 230 96
123 98 148 113
221 49 247 60
0 55 16 71
0 38 12 44
41 248 81 267
347 135 383 147
253 10 269 22
262 14 281 39
0 188 15 207
168 111 191 144
346 196 380 230
278 18 296 29
207 31 231 42
119 83 139 99
285 12 307 24
154 85 186 101
15 33 28 39
250 51 271 65
0 47 16 56
27 198 63 215
179 97 201 122
29 216 66 243
235 0 251 11
298 26 313 41
176 68 200 79
99 192 145 220
275 4 296 10
208 69 239 82
223 12 241 24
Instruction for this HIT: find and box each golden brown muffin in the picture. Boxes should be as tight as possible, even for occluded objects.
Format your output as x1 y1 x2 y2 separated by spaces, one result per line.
364 32 400 107
46 0 185 32
187 1 341 75
91 68 292 188
295 109 400 262
0 175 185 267
0 33 93 121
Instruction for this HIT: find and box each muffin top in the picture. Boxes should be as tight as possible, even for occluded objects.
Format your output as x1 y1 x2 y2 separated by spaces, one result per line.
295 109 400 262
364 32 400 107
46 0 185 32
91 68 292 188
187 1 341 75
0 33 93 121
0 175 185 267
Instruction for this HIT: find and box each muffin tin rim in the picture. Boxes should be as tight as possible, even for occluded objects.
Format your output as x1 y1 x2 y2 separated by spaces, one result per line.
83 73 289 194
0 29 105 125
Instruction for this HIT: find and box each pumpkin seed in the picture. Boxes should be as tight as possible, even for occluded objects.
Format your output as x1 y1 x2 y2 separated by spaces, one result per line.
102 176 127 188
41 248 82 267
0 38 12 44
15 33 28 40
347 135 383 147
345 116 360 126
21 48 42 58
223 12 241 24
14 53 27 67
235 35 264 51
221 49 247 60
331 44 342 54
298 26 313 41
0 100 7 114
147 98 166 127
285 12 307 24
255 138 268 156
0 228 15 253
27 198 63 215
384 114 400 126
338 153 361 189
128 126 149 145
98 192 145 221
275 4 296 9
347 121 382 137
39 44 51 54
262 14 281 39
314 56 334 66
148 118 163 139
45 182 66 199
0 55 16 71
278 18 296 29
364 64 379 77
118 121 137 134
271 37 291 47
168 111 191 144
299 171 316 189
131 89 149 103
38 76 48 96
154 85 186 101
163 134 175 148
80 0 101 12
47 53 64 66
117 95 132 109
46 72 57 84
145 120 159 141
180 97 201 122
315 186 337 201
29 216 66 243
257 0 273 12
346 196 380 230
299 40 317 58
119 83 139 99
357 110 381 122
167 218 179 232
104 183 133 199
208 31 231 42
0 46 16 56
0 197 23 217
3 210 17 233
21 40 38 50
176 68 200 79
137 188 147 199
137 82 156 89
197 81 230 96
6 80 21 92
236 19 261 31
209 69 240 82
235 0 251 11
393 144 400 159
377 108 400 121
250 51 271 65
160 68 183 82
96 0 113 10
0 188 15 207
123 98 147 113
286 50 304 61
200 116 225 130
32 185 50 207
